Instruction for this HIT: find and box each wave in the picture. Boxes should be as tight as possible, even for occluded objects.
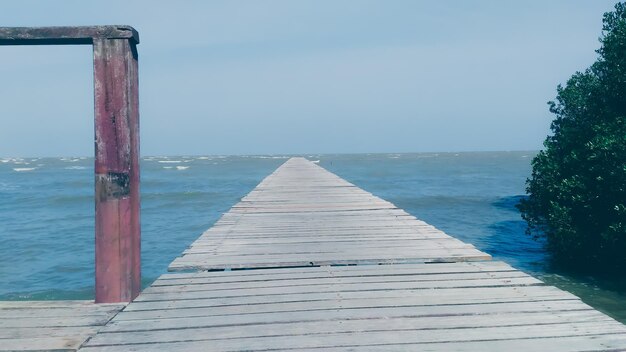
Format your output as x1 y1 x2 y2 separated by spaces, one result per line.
2 158 25 163
395 195 490 208
176 166 190 170
0 182 17 191
13 167 36 172
48 194 93 205
158 160 182 164
492 195 527 211
256 156 290 159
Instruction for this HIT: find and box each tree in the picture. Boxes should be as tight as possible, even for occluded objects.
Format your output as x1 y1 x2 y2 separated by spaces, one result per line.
518 2 626 271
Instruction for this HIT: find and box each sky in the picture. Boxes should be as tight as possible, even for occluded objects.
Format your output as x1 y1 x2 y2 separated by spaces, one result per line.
0 0 618 156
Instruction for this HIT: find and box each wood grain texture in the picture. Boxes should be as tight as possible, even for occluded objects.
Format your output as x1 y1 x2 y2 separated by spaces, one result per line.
169 158 490 271
79 158 626 351
93 37 141 303
81 263 626 351
1 26 141 304
0 26 139 45
0 301 124 351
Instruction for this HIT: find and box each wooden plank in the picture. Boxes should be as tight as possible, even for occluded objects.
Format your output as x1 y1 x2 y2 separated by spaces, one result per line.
0 301 124 352
114 296 588 322
157 261 512 280
152 267 522 287
169 252 492 270
131 285 576 305
0 306 124 319
0 26 139 45
0 316 115 329
142 271 535 294
285 335 626 352
182 239 474 251
2 336 89 351
0 326 99 339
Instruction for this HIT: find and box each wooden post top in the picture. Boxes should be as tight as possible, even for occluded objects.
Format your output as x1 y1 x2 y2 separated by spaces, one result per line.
0 25 139 45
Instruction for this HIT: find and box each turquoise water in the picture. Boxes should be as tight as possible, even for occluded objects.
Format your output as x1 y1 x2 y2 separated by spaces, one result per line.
1 152 625 322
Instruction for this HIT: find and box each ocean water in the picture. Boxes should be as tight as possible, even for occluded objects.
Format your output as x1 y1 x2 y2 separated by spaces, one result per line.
1 152 625 322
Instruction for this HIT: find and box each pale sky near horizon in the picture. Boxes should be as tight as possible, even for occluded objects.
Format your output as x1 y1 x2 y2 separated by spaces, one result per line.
0 0 618 157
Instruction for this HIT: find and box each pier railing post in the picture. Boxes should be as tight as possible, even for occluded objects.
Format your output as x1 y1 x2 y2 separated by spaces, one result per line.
0 26 141 303
93 38 141 303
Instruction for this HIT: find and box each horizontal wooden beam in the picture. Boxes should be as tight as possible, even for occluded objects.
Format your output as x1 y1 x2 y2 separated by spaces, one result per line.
0 25 139 45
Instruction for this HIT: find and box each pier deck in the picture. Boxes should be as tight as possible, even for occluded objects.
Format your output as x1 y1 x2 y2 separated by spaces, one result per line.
169 157 490 271
80 158 626 351
6 158 626 351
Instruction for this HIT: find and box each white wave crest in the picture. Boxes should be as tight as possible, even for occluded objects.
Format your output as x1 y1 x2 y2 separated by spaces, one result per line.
13 167 36 172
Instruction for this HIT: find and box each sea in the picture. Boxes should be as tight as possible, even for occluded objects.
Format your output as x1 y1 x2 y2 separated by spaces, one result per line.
1 152 625 322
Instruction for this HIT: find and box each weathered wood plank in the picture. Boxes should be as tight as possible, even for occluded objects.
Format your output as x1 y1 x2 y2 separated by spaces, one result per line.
141 272 538 295
0 301 124 351
151 268 524 287
131 284 576 305
0 26 139 45
115 297 583 321
156 261 515 280
169 253 492 270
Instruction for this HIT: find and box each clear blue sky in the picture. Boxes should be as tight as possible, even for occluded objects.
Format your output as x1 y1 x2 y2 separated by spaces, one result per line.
0 1 618 156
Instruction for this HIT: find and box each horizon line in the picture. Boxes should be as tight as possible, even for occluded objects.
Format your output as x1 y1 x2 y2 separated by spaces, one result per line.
1 150 540 159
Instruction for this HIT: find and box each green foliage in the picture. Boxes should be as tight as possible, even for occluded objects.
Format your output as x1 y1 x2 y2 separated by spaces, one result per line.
518 2 626 271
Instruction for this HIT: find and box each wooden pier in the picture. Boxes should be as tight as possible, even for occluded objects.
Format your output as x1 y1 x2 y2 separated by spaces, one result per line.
5 157 626 351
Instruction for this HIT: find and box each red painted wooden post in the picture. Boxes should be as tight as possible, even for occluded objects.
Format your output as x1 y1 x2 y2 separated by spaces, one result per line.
0 26 141 303
93 38 141 303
